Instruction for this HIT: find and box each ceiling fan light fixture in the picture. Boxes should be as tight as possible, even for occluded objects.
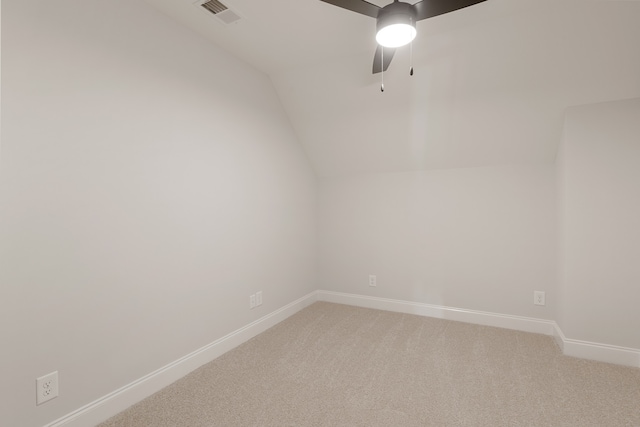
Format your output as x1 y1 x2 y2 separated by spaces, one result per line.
319 0 488 75
376 23 416 48
375 1 417 48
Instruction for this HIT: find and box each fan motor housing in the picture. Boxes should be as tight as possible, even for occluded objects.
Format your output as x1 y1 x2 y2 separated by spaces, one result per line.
376 2 417 33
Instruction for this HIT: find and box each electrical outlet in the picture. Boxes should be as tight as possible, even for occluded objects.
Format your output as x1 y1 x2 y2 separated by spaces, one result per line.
256 291 262 306
369 275 376 287
534 291 545 306
36 371 59 405
250 294 256 309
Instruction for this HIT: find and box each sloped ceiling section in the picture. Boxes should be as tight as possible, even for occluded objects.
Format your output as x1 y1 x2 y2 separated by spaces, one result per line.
146 0 640 177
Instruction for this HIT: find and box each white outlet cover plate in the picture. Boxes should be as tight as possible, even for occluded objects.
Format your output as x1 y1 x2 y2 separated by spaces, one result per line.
36 371 59 405
534 291 545 306
369 275 376 287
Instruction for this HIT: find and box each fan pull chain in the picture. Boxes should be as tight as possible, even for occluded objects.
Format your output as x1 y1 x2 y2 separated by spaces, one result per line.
381 48 385 92
410 40 414 76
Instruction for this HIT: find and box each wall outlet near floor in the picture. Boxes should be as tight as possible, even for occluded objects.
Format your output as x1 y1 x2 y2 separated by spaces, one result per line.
534 291 546 306
256 291 262 306
36 371 59 405
249 294 256 309
369 275 376 287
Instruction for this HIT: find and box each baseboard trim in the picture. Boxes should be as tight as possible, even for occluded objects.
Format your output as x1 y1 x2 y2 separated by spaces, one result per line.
45 291 319 427
46 290 640 426
317 290 555 335
553 323 640 368
552 322 566 352
318 290 640 368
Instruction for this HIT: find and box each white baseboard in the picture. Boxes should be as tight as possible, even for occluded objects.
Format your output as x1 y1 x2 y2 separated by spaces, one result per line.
317 290 556 335
553 323 640 368
46 289 639 427
45 291 318 427
317 290 640 368
552 322 566 351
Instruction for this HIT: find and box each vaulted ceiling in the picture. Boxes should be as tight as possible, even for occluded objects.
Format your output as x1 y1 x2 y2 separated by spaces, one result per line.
145 0 640 177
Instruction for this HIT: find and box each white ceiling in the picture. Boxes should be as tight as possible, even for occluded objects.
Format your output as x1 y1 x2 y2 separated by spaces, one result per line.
145 0 640 177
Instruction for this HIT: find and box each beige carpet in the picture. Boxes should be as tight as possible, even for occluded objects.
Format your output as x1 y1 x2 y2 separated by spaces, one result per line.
99 302 640 426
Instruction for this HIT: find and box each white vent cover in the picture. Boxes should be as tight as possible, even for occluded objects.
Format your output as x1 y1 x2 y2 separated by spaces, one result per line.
198 0 241 25
201 0 227 14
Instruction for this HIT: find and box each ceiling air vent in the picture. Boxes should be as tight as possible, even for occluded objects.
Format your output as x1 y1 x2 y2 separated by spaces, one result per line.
201 0 227 15
199 0 241 24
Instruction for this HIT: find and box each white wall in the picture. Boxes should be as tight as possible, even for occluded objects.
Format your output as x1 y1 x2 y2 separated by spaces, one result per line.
1 0 638 424
0 1 316 426
319 165 556 319
557 97 640 349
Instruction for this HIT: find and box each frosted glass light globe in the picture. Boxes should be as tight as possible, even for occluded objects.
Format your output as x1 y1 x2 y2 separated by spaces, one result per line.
376 23 416 48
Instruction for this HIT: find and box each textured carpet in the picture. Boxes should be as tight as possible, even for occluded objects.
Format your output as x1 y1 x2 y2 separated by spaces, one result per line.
99 302 640 426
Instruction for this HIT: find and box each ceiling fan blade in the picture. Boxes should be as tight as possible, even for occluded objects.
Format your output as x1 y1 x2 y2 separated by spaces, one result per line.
413 0 486 21
319 0 380 18
372 45 396 74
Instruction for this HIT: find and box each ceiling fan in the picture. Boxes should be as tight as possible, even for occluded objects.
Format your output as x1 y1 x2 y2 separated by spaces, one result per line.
320 0 487 74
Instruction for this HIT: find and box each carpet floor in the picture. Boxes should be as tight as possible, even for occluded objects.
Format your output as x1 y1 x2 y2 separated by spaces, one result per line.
99 302 640 426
